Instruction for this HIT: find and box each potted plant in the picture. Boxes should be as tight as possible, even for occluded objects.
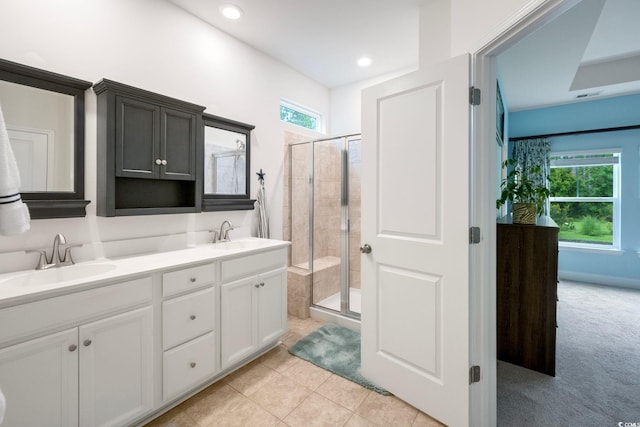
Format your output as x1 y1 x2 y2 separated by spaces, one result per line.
496 159 551 224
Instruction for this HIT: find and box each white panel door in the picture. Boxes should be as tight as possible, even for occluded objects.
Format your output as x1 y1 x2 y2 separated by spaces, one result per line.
7 127 53 191
0 328 78 427
361 54 470 427
79 306 154 427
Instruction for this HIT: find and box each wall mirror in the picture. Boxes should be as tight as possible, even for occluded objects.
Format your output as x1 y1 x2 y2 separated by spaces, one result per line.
202 113 255 211
0 58 91 218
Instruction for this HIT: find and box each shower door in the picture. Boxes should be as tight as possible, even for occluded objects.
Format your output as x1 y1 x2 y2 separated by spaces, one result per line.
311 135 361 318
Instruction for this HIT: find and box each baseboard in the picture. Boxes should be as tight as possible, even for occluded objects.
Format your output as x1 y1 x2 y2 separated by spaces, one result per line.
559 270 640 290
310 306 361 331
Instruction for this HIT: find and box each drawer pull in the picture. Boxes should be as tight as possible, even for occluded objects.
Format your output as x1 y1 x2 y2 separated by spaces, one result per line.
68 344 77 352
189 277 196 283
190 314 196 320
83 339 92 347
190 362 196 368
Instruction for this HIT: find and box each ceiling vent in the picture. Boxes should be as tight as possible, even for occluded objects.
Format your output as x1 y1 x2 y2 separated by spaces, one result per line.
575 91 602 99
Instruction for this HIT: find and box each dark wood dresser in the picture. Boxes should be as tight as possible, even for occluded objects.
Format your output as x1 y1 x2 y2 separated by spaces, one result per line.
497 216 559 376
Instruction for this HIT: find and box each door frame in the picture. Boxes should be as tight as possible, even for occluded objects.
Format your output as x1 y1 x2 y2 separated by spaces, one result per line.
469 0 581 425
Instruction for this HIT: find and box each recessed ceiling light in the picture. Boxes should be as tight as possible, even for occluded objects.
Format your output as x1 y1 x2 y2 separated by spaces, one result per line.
357 57 372 67
220 4 243 20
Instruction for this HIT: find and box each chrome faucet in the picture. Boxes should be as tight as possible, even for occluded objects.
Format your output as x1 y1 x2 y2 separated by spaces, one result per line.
51 233 66 265
219 220 234 242
28 233 79 270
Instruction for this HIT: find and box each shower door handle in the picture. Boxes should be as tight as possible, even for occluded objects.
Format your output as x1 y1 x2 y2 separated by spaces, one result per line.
360 244 372 254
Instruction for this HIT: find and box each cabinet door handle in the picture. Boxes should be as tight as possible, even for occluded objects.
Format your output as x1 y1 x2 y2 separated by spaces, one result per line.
68 344 77 352
83 339 92 347
155 158 162 165
260 282 265 287
190 314 196 320
190 362 196 368
189 277 196 283
254 283 260 288
161 159 167 166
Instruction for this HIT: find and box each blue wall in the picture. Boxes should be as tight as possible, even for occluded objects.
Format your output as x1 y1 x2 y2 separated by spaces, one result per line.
510 93 640 289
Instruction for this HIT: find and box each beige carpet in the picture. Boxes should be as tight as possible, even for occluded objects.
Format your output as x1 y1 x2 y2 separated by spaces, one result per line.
498 280 640 426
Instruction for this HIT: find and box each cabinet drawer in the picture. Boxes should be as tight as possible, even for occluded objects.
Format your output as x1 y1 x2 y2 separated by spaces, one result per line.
163 331 217 401
221 249 287 282
163 263 216 297
163 287 215 350
0 277 152 346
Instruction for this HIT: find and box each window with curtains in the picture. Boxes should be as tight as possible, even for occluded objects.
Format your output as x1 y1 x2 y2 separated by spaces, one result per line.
549 151 620 248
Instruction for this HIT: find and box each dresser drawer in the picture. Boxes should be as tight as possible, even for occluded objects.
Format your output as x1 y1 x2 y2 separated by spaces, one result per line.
220 249 287 282
163 263 216 297
163 287 215 350
163 331 217 401
0 276 152 346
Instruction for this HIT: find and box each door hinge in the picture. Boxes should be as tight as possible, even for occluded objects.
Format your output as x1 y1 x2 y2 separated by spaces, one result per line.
469 227 481 244
469 365 481 384
469 87 481 106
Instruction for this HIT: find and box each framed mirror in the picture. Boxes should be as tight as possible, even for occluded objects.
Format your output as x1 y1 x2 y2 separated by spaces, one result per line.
0 58 91 218
202 113 255 211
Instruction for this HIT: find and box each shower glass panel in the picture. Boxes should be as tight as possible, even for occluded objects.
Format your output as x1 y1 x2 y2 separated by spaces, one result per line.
347 137 361 314
285 134 360 319
312 139 344 312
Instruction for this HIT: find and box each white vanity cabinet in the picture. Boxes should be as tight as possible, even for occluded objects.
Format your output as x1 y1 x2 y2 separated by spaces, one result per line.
220 248 287 369
0 328 79 426
0 277 154 427
161 263 218 401
0 238 290 426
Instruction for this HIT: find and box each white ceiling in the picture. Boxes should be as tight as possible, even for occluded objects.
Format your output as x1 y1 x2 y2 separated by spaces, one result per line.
168 0 640 110
168 0 423 88
498 0 640 111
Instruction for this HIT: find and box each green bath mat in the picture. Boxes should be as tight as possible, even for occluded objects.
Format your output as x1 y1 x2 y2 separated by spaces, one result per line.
288 323 390 395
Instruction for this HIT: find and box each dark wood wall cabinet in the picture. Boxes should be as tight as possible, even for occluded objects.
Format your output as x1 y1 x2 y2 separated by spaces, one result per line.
93 79 205 216
497 217 559 376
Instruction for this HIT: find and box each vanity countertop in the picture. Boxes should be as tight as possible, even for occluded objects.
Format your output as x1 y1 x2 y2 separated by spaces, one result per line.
0 238 290 309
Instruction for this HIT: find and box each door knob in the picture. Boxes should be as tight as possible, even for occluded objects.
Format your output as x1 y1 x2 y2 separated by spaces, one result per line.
360 244 372 254
155 159 162 165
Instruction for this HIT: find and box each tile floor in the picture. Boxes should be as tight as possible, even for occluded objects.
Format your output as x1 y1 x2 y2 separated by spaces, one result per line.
145 316 445 427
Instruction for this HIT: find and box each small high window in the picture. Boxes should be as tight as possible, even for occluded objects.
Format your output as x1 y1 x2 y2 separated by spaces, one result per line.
549 151 620 249
280 99 323 132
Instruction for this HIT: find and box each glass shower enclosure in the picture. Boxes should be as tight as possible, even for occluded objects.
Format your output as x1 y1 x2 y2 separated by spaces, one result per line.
289 134 362 318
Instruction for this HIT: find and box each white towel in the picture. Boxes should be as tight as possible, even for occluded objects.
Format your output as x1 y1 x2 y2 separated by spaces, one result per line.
0 386 5 424
0 102 30 236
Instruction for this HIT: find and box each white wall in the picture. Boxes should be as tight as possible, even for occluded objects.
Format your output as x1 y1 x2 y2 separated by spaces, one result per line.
0 0 329 268
329 68 416 136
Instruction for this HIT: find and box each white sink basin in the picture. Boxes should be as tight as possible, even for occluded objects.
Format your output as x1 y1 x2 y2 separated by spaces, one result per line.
0 263 118 287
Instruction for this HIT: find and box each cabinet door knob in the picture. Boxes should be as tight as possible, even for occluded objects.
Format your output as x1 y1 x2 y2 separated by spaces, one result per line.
83 339 92 347
190 314 196 320
190 362 196 368
161 159 167 166
260 282 265 287
189 277 196 283
254 283 260 288
155 158 162 165
68 344 77 352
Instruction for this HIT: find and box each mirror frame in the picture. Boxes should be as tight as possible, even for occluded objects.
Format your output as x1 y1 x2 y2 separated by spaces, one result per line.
0 58 91 219
202 113 255 211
